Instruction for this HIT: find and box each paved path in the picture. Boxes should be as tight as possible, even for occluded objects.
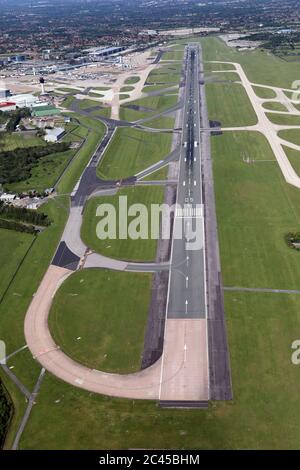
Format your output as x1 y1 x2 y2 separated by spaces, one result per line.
224 286 300 294
0 364 31 400
12 368 46 450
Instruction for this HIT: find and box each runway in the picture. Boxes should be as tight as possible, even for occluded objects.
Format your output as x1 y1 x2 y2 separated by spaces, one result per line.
159 44 209 403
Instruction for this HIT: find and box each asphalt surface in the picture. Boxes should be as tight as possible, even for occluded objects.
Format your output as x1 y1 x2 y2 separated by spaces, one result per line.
167 45 206 320
199 50 233 401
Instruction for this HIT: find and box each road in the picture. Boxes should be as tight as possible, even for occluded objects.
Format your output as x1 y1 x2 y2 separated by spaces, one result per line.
159 44 209 403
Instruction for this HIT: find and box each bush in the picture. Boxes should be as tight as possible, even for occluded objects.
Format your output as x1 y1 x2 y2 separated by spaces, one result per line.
0 142 70 184
0 381 13 449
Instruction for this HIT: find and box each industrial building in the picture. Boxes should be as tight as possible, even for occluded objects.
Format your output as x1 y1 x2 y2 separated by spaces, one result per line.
44 127 65 143
31 104 60 118
85 46 127 61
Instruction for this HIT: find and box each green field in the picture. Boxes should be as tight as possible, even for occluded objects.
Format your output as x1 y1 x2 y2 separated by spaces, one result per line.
143 165 168 181
81 185 164 261
0 133 45 152
283 146 300 177
206 82 257 127
49 269 152 373
0 229 34 300
284 90 300 100
78 99 102 109
205 62 235 72
57 87 81 94
146 65 182 85
0 108 107 449
212 131 300 290
88 92 105 98
266 113 300 126
119 94 130 100
120 86 134 93
120 94 178 122
124 76 140 85
162 50 184 61
278 129 300 146
262 101 288 112
142 116 175 129
252 86 277 99
202 36 300 89
206 72 240 82
142 84 178 93
92 86 111 91
97 127 172 180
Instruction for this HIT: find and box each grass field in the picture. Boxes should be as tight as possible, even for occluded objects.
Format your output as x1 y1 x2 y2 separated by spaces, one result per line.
120 86 134 93
206 72 240 82
0 195 69 449
124 76 140 85
119 94 178 122
283 146 300 177
262 102 288 112
278 129 300 146
49 269 152 373
81 185 165 261
88 92 105 98
211 131 300 290
146 65 182 86
57 87 81 94
142 84 178 93
266 113 300 126
202 36 300 89
97 127 172 180
119 94 130 100
142 116 175 129
143 166 168 181
0 133 45 152
162 50 184 61
205 62 235 72
206 82 257 127
252 86 277 99
0 229 34 300
0 108 107 449
78 99 102 109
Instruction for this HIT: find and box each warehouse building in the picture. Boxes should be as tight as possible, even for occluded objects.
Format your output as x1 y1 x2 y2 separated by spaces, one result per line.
44 127 65 143
31 104 60 117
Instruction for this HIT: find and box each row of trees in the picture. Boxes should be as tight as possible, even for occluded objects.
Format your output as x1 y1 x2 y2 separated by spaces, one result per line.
0 142 70 184
0 218 38 234
0 201 50 226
